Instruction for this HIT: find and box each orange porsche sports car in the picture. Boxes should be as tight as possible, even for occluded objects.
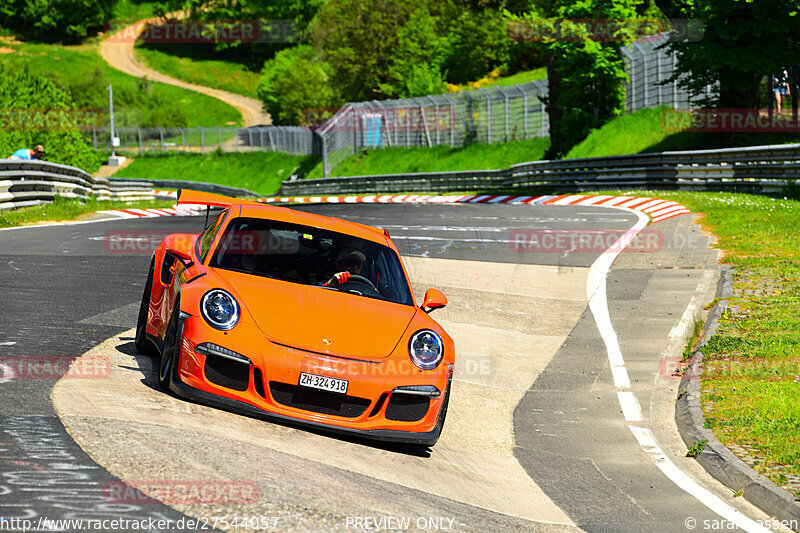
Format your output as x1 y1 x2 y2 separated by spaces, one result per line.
135 190 454 446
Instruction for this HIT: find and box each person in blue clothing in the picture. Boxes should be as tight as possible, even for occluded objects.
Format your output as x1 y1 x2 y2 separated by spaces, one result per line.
8 145 45 160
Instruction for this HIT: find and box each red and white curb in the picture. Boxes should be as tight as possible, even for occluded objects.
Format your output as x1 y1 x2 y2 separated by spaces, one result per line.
103 193 690 223
98 204 206 219
154 190 178 200
257 194 690 224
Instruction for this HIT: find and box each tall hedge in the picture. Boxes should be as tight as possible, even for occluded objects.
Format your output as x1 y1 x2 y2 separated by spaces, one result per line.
0 67 100 171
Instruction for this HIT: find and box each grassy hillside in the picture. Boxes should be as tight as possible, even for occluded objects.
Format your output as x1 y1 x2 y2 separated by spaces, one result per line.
0 42 242 128
114 151 317 195
566 106 800 159
307 137 550 179
135 43 261 99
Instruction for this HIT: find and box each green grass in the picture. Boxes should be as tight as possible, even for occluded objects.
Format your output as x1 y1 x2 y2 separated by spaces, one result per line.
0 195 174 228
483 67 547 88
566 107 800 160
306 138 551 179
113 151 319 195
135 43 261 99
605 189 800 496
0 42 242 128
110 0 157 23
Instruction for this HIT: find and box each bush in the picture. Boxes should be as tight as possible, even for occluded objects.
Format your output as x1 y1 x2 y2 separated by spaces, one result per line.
0 0 117 44
257 45 340 126
0 67 100 171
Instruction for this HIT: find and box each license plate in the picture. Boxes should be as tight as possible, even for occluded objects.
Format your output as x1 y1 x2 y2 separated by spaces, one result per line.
298 372 348 394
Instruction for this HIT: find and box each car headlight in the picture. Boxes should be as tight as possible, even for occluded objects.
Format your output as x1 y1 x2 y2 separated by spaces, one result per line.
409 329 444 370
201 289 239 330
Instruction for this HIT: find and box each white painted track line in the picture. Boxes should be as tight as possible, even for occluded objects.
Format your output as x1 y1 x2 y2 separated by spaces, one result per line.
587 206 771 533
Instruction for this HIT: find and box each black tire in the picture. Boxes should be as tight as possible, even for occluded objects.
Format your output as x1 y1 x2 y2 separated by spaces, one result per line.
159 302 182 391
134 261 159 356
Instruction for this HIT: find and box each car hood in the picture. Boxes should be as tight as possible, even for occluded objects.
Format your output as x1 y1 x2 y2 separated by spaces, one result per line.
220 270 417 359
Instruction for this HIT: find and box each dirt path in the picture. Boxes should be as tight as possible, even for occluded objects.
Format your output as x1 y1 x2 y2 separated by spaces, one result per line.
99 17 271 127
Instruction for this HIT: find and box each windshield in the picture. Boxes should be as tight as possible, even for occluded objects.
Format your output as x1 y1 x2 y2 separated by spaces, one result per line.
209 218 414 306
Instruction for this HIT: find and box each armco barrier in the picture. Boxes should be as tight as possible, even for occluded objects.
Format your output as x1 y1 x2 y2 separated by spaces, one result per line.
280 143 800 196
108 178 261 198
0 160 154 210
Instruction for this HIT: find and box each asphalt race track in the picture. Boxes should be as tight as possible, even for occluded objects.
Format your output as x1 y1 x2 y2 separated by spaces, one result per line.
0 204 786 532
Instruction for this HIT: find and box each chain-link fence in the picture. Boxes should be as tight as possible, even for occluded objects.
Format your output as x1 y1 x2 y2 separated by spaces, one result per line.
316 33 713 177
87 126 318 156
621 33 715 111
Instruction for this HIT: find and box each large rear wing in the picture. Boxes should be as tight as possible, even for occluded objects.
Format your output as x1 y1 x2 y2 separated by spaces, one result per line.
176 189 264 208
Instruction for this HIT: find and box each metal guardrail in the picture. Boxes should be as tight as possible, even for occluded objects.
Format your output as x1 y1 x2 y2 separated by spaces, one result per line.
0 160 154 210
280 144 800 196
109 178 260 198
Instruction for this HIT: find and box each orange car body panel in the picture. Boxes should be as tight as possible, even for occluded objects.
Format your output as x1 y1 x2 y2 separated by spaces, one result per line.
144 191 454 444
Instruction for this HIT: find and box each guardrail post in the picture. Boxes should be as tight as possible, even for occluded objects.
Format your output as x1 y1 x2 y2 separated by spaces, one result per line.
217 128 222 150
200 127 205 153
180 128 186 151
137 128 143 156
158 127 164 153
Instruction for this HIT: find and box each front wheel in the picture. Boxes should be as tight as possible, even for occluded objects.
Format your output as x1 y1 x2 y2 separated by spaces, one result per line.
159 303 183 390
135 261 158 356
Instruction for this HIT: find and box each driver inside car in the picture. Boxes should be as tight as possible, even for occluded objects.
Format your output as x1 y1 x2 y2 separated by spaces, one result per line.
323 249 367 287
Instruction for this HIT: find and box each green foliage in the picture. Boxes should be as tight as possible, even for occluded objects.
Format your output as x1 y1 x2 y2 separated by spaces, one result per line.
379 8 450 98
509 0 638 158
440 7 512 84
659 0 800 109
0 0 117 43
257 45 341 126
0 67 99 170
311 0 515 101
686 439 708 458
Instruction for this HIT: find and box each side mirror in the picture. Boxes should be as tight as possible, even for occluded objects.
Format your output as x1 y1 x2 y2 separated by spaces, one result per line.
163 234 194 265
421 288 447 314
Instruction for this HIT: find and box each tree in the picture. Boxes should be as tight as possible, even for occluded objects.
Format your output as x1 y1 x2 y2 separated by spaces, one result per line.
0 0 117 43
441 6 512 84
380 8 450 98
657 0 800 109
509 0 638 157
311 0 430 102
257 45 341 125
